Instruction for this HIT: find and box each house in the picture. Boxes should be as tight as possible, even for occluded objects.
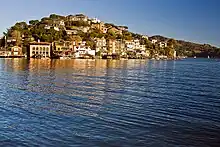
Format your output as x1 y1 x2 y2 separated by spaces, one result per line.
94 37 107 53
91 18 101 23
10 46 23 56
53 19 65 26
142 35 149 40
115 40 125 55
125 40 134 51
54 27 60 31
91 22 107 33
106 39 116 54
67 14 88 22
54 41 74 52
151 39 158 44
108 27 122 35
44 25 51 30
79 26 90 33
44 25 60 31
159 42 167 48
29 41 51 58
0 48 11 56
74 46 95 58
133 39 146 51
117 26 128 31
65 29 78 35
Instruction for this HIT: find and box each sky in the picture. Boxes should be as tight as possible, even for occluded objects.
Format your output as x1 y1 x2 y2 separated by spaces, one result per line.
0 0 219 47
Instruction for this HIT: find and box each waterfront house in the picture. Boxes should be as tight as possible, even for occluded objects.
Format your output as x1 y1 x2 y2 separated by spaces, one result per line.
10 46 23 56
29 41 51 58
54 41 74 53
0 48 11 56
115 40 126 55
106 39 116 55
94 37 107 54
74 46 95 58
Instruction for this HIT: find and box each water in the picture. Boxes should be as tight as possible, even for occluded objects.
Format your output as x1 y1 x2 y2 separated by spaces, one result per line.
0 58 220 147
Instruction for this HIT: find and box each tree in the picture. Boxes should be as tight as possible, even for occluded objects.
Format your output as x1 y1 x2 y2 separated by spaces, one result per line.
167 38 177 48
29 20 39 26
11 30 22 46
122 31 132 40
86 40 95 48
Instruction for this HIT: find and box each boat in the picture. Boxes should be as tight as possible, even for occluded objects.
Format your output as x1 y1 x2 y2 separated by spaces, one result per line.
208 56 210 59
194 56 197 59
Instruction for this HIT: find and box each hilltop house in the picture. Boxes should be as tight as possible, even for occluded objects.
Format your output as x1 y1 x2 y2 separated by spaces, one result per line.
67 14 88 22
108 27 122 35
117 26 128 31
29 41 51 58
91 22 107 33
90 18 101 23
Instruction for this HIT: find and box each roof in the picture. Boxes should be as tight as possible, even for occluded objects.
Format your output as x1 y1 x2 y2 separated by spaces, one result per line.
29 42 51 45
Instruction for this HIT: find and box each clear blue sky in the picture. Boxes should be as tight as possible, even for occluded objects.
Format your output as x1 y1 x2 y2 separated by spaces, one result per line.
0 0 219 47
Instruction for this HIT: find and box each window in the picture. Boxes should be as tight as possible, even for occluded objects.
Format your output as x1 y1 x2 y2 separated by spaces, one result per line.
46 47 49 51
46 52 48 54
43 47 46 51
36 47 39 50
40 47 42 51
33 47 35 50
32 51 35 54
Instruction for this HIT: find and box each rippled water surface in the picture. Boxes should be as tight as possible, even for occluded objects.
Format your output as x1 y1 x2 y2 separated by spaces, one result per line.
0 58 220 147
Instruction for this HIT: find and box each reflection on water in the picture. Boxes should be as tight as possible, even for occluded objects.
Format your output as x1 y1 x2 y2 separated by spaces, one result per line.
0 58 220 147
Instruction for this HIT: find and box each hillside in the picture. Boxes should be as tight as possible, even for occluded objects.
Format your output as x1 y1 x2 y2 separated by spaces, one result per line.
0 13 220 58
149 35 220 57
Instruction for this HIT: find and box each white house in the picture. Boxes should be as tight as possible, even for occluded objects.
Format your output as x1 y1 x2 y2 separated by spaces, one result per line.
125 40 134 51
91 18 101 23
74 46 95 58
151 39 158 44
159 42 167 48
29 41 51 58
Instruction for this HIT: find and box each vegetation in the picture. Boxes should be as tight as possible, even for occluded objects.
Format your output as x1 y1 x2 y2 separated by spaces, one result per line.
149 35 220 57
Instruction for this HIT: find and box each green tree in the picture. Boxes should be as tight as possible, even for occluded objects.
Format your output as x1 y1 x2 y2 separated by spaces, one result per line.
29 20 39 26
